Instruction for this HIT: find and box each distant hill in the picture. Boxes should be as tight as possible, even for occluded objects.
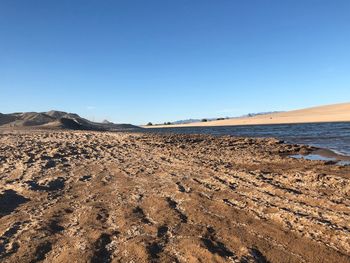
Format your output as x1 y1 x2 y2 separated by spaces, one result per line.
171 119 201 125
238 111 283 118
0 111 141 131
157 111 283 125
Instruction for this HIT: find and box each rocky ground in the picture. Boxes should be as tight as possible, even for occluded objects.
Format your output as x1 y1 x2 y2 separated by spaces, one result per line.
0 130 349 263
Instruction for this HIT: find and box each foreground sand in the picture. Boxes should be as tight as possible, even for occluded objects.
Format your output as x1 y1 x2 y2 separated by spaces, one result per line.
146 102 350 128
0 130 349 263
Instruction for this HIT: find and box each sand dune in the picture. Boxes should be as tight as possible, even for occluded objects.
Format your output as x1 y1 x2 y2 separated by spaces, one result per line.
147 102 350 128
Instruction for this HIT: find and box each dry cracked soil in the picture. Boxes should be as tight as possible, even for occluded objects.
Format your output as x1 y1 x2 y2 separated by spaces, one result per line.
0 130 349 263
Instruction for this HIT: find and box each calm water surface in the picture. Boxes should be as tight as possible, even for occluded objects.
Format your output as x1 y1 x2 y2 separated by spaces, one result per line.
147 122 350 156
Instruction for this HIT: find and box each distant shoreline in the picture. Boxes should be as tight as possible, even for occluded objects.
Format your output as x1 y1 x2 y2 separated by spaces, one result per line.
144 102 350 128
144 119 350 128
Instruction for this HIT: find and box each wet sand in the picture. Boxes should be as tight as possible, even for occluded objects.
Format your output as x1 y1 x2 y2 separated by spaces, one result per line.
305 148 350 162
0 130 349 263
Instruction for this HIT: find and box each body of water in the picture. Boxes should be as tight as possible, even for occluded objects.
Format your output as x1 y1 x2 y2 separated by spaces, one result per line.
147 122 350 156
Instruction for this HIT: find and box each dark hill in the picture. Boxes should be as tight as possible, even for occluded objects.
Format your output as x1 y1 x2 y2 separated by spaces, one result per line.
0 111 141 131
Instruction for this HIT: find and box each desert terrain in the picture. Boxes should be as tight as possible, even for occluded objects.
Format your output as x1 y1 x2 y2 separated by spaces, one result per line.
0 129 349 262
146 102 350 127
0 110 140 131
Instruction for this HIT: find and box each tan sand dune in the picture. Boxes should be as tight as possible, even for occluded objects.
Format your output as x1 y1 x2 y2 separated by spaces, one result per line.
147 102 350 128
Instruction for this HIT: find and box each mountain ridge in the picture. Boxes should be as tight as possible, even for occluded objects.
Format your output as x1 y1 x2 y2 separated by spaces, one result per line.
0 110 140 131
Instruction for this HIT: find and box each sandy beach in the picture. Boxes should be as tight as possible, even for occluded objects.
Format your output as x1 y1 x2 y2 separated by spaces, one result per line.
2 1 349 262
0 130 349 263
146 102 350 128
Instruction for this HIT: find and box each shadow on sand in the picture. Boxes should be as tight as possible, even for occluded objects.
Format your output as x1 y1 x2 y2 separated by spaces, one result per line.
0 190 29 217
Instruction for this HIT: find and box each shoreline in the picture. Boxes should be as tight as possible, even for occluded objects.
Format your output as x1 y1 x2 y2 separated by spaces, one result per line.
292 147 350 165
311 148 350 161
144 102 350 128
3 126 350 160
144 120 350 128
142 122 350 160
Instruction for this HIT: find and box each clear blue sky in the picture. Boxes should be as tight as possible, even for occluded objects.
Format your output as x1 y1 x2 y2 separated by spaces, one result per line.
0 1 349 124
